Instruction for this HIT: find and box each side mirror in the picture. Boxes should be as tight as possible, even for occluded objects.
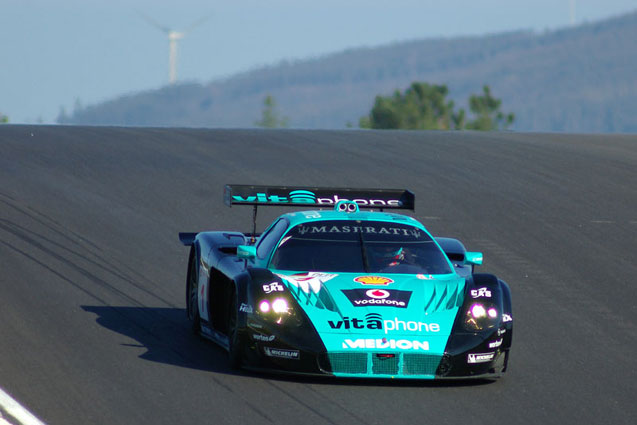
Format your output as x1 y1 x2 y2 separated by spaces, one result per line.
464 251 483 266
237 245 257 259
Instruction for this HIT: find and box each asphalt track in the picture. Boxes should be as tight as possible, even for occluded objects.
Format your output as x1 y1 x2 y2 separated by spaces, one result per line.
0 126 636 425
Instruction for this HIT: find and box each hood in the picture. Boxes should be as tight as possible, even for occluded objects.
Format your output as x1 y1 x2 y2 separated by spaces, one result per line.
275 271 466 354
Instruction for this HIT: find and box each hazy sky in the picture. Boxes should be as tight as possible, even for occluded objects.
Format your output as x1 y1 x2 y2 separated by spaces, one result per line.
2 0 636 124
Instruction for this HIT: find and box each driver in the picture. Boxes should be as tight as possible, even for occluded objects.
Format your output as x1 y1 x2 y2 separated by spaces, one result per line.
370 245 406 268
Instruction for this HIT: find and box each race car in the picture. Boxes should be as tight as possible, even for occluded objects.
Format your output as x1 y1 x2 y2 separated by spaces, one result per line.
178 185 512 379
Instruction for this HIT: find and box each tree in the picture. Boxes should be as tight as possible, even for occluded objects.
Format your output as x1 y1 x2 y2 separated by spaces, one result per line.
359 82 514 131
465 85 515 130
255 95 289 128
73 98 83 115
56 106 69 124
360 83 463 130
0 113 8 124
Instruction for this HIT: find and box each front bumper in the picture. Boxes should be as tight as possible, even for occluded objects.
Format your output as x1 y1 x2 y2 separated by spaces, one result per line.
240 326 511 380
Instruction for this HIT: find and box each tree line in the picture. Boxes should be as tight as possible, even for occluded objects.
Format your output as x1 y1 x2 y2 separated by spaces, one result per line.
256 82 514 131
6 82 512 129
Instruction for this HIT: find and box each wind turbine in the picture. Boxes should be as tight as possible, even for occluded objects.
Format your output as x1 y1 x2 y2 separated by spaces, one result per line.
139 13 210 85
569 0 577 26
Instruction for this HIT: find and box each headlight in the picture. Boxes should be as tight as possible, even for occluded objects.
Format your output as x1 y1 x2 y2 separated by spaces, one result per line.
259 300 271 313
464 302 499 331
257 297 299 325
258 297 289 314
271 298 289 313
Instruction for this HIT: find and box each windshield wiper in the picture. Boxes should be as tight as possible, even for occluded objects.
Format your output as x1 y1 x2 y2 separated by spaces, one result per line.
358 228 370 272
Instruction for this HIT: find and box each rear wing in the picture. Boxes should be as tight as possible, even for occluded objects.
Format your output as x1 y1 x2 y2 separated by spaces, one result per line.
224 185 415 210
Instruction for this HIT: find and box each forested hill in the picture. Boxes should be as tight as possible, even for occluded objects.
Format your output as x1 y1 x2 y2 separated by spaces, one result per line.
61 10 637 132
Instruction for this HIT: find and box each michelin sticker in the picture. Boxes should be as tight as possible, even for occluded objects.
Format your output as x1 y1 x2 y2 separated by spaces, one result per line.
467 352 495 364
264 347 300 360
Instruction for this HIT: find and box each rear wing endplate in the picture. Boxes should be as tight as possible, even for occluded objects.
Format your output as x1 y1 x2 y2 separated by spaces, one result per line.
223 185 415 210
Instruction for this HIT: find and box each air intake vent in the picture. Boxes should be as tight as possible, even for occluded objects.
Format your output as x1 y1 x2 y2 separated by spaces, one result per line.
372 354 399 375
402 354 441 376
320 352 443 376
322 353 367 374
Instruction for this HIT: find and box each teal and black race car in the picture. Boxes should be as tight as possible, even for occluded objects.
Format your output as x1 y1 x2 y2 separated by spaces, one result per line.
179 185 512 379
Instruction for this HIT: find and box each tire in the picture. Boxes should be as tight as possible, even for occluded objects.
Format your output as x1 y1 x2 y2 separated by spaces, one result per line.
186 249 201 334
227 288 243 369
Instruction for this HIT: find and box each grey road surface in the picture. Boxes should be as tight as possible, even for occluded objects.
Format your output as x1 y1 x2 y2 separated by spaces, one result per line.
0 126 635 424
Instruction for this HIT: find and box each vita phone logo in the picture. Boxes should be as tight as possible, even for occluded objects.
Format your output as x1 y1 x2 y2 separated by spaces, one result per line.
232 190 402 207
328 314 440 334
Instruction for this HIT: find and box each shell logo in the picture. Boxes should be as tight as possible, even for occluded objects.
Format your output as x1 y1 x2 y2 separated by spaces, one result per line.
354 276 394 286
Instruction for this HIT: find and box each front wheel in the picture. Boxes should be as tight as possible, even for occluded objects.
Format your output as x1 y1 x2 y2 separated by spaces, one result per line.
227 288 243 369
186 249 201 334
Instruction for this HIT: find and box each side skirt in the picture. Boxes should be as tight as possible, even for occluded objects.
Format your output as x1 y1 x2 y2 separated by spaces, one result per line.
199 321 230 351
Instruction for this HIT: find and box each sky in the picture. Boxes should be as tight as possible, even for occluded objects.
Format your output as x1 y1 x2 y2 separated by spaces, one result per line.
1 0 636 124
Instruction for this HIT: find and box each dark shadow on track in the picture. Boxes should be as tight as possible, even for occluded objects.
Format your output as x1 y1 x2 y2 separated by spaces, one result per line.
82 305 495 387
82 306 236 374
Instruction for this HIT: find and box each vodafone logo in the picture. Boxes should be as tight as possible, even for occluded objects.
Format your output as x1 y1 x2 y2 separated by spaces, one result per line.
342 289 412 308
366 289 390 299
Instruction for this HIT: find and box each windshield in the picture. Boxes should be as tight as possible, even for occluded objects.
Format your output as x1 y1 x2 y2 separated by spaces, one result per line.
269 220 452 274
